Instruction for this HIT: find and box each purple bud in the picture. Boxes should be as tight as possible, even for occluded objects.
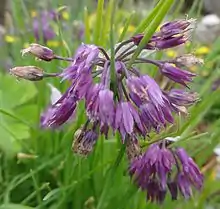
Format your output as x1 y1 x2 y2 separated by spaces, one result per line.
166 89 199 107
72 129 98 156
21 44 55 61
131 19 195 50
160 63 196 86
9 66 44 81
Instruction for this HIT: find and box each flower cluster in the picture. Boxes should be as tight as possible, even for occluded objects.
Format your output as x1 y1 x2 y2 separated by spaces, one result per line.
10 18 203 203
130 140 203 203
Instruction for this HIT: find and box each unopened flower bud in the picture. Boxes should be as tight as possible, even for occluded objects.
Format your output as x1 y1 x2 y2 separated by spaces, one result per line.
10 66 44 81
72 129 98 156
21 43 55 61
174 54 204 68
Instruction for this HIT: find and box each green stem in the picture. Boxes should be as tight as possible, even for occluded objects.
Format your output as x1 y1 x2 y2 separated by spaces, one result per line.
96 144 126 209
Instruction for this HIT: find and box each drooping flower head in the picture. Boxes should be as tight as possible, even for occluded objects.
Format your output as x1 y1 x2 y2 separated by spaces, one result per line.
12 17 203 204
132 18 195 50
129 140 203 202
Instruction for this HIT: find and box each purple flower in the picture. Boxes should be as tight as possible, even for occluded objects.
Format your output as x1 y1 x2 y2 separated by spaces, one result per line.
176 148 203 190
126 75 165 107
159 63 196 86
41 87 78 128
129 141 203 202
146 180 167 203
21 44 55 61
132 19 195 50
177 173 192 199
61 44 99 81
86 84 115 129
115 102 144 140
127 75 173 131
166 89 199 107
130 143 175 191
98 89 115 126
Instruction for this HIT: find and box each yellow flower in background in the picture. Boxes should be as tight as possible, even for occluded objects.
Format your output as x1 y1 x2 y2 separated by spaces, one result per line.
195 46 210 56
46 40 61 47
165 50 177 58
5 35 17 43
119 25 135 35
61 11 70 20
31 10 37 18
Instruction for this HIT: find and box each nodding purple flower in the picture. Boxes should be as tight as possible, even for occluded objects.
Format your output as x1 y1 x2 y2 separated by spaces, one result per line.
98 89 115 126
129 141 203 203
132 19 195 50
41 87 78 128
159 63 196 86
176 148 203 190
130 143 175 191
15 16 202 203
115 102 144 140
127 75 173 131
166 89 199 108
61 44 99 81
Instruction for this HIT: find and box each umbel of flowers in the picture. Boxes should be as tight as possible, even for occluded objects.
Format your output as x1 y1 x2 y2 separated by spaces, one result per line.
10 19 204 203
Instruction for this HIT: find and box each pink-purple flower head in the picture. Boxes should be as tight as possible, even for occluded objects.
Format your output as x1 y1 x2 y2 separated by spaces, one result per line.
61 44 99 81
159 63 196 87
41 87 78 128
132 18 195 50
129 140 203 203
17 17 199 156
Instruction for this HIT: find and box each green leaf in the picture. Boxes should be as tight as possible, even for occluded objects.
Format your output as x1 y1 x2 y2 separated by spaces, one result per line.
84 7 91 44
133 0 164 35
0 73 38 156
128 0 174 68
0 204 34 209
94 0 105 44
0 73 37 109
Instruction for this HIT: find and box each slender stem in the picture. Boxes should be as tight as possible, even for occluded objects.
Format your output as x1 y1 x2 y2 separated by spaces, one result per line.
115 44 136 60
98 47 110 60
54 55 75 62
115 39 133 54
129 67 141 76
136 58 161 66
43 73 61 78
117 49 136 61
92 70 103 78
121 83 130 101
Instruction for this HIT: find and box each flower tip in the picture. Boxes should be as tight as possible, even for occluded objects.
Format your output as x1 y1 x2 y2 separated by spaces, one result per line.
21 43 55 61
